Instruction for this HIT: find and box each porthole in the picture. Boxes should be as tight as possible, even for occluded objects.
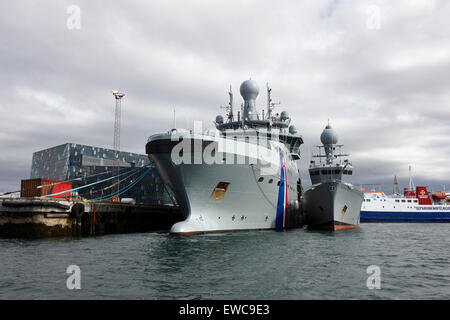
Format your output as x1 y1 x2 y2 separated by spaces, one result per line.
258 177 264 182
269 179 273 184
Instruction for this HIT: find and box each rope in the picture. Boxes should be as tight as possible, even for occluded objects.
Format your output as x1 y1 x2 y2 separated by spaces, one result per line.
88 167 152 202
41 165 148 198
36 164 146 189
88 167 150 202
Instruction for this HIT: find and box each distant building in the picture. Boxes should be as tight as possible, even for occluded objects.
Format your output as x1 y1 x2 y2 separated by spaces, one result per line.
30 143 174 204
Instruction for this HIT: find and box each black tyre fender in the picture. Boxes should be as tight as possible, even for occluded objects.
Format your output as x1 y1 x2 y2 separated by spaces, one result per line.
70 203 85 219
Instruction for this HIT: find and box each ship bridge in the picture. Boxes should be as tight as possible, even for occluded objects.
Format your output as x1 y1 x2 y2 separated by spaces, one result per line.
309 123 353 185
214 80 303 160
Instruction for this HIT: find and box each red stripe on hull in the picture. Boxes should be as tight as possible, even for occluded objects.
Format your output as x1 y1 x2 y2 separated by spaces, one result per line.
171 228 275 236
309 221 360 231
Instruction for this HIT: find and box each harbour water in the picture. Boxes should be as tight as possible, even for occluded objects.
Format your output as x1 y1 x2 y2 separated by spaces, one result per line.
0 223 449 300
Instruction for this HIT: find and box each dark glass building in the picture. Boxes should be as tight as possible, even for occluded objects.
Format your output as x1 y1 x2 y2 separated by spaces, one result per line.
30 143 174 204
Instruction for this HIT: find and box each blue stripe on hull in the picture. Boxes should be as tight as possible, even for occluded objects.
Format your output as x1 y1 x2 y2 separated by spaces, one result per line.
360 210 450 222
275 156 285 229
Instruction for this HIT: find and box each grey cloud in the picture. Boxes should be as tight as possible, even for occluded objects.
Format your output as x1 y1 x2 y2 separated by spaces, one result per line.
1 0 449 194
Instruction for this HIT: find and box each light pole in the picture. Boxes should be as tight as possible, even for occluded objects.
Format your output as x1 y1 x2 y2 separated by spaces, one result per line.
112 90 125 200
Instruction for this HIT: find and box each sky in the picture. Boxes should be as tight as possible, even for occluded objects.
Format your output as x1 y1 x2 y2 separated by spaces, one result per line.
1 0 450 194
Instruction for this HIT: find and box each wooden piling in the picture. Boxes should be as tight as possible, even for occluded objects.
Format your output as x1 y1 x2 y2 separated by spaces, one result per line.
0 198 182 238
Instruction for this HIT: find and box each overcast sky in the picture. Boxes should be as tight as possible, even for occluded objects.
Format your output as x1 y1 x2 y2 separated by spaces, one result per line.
1 0 450 193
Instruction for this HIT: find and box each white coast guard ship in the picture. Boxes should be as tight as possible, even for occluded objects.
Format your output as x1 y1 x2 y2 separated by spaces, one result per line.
146 80 304 234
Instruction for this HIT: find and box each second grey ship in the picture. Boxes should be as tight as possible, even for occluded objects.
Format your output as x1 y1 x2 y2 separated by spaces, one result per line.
303 123 363 230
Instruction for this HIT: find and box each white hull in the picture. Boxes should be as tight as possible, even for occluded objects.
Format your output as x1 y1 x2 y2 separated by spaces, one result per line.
147 133 301 234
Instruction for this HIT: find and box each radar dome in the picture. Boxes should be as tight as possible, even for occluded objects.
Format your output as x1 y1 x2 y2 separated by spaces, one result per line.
215 115 224 124
239 79 259 101
280 111 289 121
289 125 297 134
320 124 338 145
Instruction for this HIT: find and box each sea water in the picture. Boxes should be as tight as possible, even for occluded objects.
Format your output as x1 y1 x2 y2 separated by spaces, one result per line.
0 223 449 299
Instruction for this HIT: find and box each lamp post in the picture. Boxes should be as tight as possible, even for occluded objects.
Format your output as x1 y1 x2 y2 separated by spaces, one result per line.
112 91 125 199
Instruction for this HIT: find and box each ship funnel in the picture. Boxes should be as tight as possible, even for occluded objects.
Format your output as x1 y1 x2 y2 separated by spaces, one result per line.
240 79 259 121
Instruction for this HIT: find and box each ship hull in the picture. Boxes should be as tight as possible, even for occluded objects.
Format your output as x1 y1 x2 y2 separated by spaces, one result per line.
303 181 363 231
360 210 450 223
147 134 301 234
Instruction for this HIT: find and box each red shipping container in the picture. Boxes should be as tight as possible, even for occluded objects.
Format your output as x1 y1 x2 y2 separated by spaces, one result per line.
21 178 72 198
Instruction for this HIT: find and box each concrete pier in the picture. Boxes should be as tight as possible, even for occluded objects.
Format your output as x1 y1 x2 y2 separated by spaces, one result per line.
0 198 183 238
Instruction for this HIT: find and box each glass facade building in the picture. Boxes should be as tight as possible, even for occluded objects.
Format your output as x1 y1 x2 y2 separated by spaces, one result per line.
30 143 174 204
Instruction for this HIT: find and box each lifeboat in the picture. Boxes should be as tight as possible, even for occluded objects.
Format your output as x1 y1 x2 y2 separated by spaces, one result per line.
432 191 446 200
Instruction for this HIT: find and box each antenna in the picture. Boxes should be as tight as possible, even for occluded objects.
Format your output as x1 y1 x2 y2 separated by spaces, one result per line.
241 103 245 127
173 108 176 128
219 85 234 123
228 85 233 121
409 165 415 189
266 82 280 119
267 83 272 119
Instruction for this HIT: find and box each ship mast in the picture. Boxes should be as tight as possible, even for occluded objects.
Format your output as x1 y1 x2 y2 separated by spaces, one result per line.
312 122 348 166
322 121 337 165
266 82 280 120
267 83 272 119
409 165 415 189
228 85 233 122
